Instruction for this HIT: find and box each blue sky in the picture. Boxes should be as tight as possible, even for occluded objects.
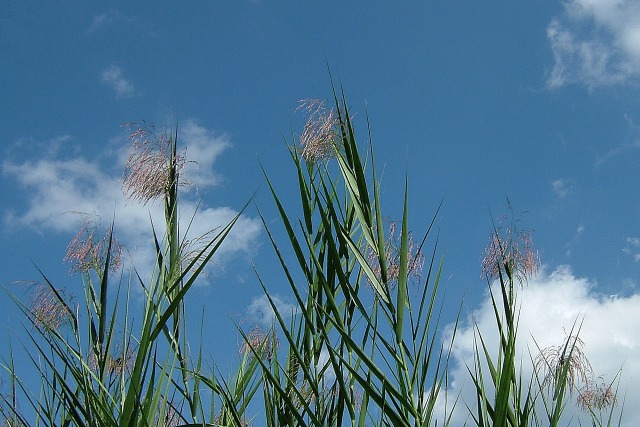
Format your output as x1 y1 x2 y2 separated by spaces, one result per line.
2 1 640 425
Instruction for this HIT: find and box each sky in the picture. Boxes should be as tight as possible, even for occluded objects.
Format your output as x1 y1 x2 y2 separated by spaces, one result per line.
2 1 640 425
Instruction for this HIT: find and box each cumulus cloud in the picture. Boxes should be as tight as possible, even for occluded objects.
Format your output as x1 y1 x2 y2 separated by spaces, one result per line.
546 0 640 88
2 123 261 283
436 265 640 426
181 120 231 190
101 65 137 98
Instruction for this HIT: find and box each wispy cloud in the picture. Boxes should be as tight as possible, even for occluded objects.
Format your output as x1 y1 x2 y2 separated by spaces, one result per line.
550 178 574 198
435 265 640 426
623 236 640 262
546 1 640 89
86 10 151 35
595 139 640 168
565 223 585 257
2 121 261 283
87 11 120 33
101 65 137 98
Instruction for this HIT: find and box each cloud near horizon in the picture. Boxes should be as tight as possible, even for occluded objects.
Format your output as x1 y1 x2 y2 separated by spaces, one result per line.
546 0 640 88
2 121 261 283
436 265 640 426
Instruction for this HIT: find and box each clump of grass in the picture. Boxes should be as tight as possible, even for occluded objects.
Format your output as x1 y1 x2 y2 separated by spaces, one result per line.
471 209 623 427
469 218 540 427
0 87 624 427
533 331 621 426
1 120 245 426
254 91 455 426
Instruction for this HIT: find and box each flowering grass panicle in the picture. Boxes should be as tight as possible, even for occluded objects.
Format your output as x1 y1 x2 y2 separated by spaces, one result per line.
213 413 253 427
366 221 425 288
534 334 593 394
160 404 182 427
122 121 188 204
29 284 72 331
108 347 135 377
0 417 25 427
296 99 341 162
577 380 617 412
283 377 331 413
87 346 135 380
178 228 223 278
64 220 123 274
239 327 279 361
481 225 539 286
537 333 619 414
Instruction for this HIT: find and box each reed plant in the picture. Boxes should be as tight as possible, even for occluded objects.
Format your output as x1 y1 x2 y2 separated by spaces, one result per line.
0 89 622 426
470 216 622 427
0 122 245 426
250 92 455 426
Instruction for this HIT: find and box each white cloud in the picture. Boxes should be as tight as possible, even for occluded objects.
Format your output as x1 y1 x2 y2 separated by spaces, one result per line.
181 120 231 190
623 236 640 261
101 65 137 98
438 265 640 426
86 10 154 36
246 294 298 326
595 140 640 168
546 0 640 88
565 223 585 256
2 124 260 283
87 12 116 33
550 178 574 198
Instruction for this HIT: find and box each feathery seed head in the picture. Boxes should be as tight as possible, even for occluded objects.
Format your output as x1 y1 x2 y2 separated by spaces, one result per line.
64 218 123 274
29 284 72 331
296 99 341 162
577 379 617 411
239 327 279 361
122 121 188 204
534 334 592 394
366 220 425 289
481 225 539 286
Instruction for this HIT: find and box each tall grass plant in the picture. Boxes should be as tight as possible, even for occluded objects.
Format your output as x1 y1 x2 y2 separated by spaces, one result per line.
0 90 622 426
